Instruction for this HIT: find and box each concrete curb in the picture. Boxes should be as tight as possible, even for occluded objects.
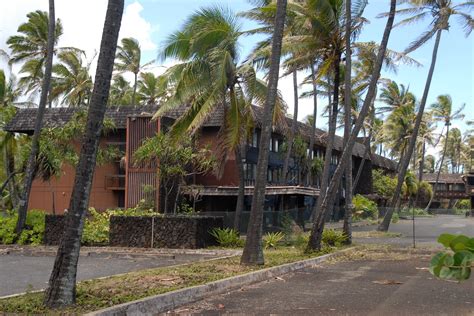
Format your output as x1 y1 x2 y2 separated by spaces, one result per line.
86 247 355 316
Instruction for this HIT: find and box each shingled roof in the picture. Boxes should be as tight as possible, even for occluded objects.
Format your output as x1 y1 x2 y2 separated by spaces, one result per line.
422 173 465 184
5 105 396 170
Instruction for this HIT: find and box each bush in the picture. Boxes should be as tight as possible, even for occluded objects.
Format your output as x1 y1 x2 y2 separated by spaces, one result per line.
373 169 397 198
263 232 285 249
322 229 347 247
455 199 470 210
82 207 161 245
209 228 244 248
0 210 45 245
392 213 399 223
352 194 378 220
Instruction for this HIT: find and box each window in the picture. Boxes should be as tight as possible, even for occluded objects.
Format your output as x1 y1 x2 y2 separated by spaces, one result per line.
251 131 259 147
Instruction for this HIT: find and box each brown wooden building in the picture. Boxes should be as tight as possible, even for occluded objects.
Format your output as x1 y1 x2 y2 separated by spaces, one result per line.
4 105 396 219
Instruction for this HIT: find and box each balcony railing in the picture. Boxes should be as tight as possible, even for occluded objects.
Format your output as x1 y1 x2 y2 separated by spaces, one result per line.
105 174 125 191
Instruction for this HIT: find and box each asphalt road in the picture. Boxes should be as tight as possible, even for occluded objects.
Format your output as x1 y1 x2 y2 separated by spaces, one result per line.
353 215 474 246
0 251 218 297
171 256 474 315
169 215 474 315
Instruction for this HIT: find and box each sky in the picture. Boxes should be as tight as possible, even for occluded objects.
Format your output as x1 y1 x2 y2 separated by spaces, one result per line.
0 0 472 145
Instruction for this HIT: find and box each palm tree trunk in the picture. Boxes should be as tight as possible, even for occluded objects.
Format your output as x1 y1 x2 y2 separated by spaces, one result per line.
234 145 245 231
342 0 352 244
308 64 318 185
379 29 443 231
15 0 55 235
44 0 124 307
425 124 449 211
307 0 397 251
3 137 20 209
282 70 299 185
310 75 333 219
352 123 372 194
414 141 426 207
241 0 287 266
308 50 340 239
132 72 138 106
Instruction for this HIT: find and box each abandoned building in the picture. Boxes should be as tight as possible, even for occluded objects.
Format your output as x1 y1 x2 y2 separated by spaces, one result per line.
5 105 397 227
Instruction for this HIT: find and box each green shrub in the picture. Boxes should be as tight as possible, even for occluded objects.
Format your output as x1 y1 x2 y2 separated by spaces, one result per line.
263 232 285 249
455 199 470 210
392 213 399 223
0 210 45 245
322 229 347 247
352 194 378 220
373 169 397 198
82 207 161 245
209 227 244 248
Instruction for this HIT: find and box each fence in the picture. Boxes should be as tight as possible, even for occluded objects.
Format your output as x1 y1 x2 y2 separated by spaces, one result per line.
196 205 345 233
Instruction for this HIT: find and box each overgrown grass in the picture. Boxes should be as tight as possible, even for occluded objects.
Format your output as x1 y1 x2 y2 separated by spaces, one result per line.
352 231 402 239
0 247 344 314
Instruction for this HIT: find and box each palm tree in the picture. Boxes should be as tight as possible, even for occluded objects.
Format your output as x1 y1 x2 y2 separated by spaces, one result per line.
343 0 353 244
6 10 81 106
425 95 464 210
44 0 124 307
15 0 56 235
379 0 474 231
51 50 93 107
154 6 285 223
307 0 397 251
446 127 462 173
115 37 154 106
136 72 166 105
241 0 287 265
109 75 132 105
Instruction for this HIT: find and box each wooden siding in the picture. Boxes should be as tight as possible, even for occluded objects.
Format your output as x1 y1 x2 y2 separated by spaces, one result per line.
125 116 160 209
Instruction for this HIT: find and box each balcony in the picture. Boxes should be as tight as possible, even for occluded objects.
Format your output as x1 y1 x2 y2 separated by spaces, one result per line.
105 174 125 191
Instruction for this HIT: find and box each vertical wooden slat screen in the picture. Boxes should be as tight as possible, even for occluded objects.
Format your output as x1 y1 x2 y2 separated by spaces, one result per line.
125 116 160 209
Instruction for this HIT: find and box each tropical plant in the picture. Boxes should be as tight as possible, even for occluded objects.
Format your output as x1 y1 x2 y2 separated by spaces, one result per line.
136 72 166 105
379 0 474 231
108 74 132 105
307 0 398 251
115 37 154 106
263 231 285 249
44 0 124 307
352 194 378 220
430 233 474 281
51 50 94 106
153 6 285 245
210 227 244 248
241 0 287 265
134 133 215 213
425 95 465 210
16 0 56 236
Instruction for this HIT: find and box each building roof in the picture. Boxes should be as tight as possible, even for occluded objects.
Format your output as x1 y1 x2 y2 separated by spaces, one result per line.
5 105 396 170
422 173 465 184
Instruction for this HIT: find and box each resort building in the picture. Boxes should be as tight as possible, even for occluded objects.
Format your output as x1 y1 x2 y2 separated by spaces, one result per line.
5 105 397 226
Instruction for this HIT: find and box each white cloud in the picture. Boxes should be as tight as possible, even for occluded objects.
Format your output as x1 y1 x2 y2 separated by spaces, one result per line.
119 1 157 52
277 69 329 130
0 0 157 80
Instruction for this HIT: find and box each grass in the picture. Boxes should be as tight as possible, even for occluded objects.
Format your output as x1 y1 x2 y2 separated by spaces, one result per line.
0 247 342 314
352 231 402 239
324 244 438 265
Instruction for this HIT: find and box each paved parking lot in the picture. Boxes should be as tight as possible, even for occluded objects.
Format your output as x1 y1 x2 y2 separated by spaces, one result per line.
0 249 228 297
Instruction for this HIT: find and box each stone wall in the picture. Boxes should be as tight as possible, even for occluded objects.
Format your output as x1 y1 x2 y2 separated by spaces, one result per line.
109 215 223 249
44 215 65 245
